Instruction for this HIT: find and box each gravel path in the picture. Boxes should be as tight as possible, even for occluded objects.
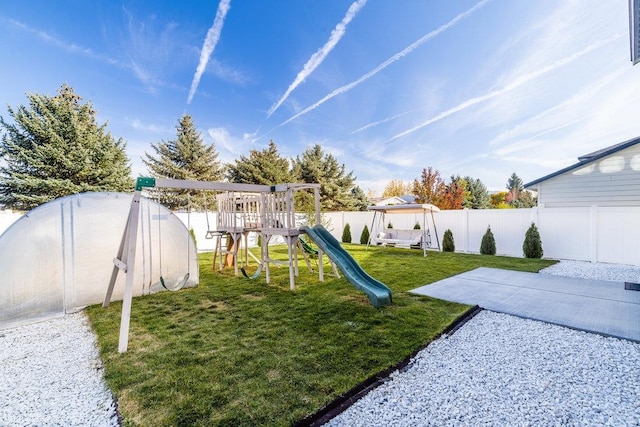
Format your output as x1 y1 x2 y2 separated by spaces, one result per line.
1 260 639 426
325 261 640 426
0 313 119 427
325 310 640 426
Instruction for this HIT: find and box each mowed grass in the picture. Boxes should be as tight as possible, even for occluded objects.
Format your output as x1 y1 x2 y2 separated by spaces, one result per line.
85 244 556 426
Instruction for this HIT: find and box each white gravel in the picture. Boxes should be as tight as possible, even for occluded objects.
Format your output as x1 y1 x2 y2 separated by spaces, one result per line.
2 260 639 426
325 311 640 426
0 313 119 427
540 259 640 283
325 260 640 427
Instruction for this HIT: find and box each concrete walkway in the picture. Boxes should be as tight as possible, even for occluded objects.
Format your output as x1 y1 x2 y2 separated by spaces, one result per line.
411 267 640 342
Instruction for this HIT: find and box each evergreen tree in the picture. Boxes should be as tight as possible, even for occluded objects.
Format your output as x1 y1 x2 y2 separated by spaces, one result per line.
506 172 526 207
143 115 223 210
462 176 491 209
341 223 352 243
0 84 132 211
360 224 370 244
443 229 455 252
506 172 524 194
293 144 358 211
523 222 543 258
510 190 537 208
350 185 369 211
480 226 496 255
226 140 296 185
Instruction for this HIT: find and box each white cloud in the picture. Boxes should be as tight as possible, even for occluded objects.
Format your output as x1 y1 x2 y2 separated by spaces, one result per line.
126 118 173 134
388 33 623 142
207 126 248 163
4 18 120 66
257 0 491 140
267 0 367 118
187 0 231 104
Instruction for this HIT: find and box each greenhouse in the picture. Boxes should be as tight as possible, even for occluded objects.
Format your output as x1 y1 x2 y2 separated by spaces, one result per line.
0 192 198 329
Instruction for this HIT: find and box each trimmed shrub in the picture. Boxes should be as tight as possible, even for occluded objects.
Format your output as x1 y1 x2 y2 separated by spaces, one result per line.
443 229 455 252
413 222 421 229
360 224 370 244
523 222 543 258
480 226 496 255
341 223 352 243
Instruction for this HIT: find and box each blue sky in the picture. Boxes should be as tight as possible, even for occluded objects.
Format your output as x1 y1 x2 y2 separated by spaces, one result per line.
1 0 639 194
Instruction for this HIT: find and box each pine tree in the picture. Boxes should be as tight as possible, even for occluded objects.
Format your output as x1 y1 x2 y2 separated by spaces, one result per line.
143 114 223 210
350 185 369 211
443 229 455 252
341 223 352 243
226 140 296 185
293 144 358 211
462 176 491 209
0 84 132 211
523 222 543 258
360 224 370 244
480 226 496 255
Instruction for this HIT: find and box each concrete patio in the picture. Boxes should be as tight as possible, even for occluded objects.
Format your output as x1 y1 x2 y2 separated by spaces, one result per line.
411 267 640 342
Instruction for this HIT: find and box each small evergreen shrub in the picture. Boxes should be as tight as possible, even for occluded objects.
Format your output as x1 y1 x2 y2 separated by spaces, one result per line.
480 226 496 255
387 222 393 229
523 222 543 258
413 222 421 229
443 229 455 252
360 224 370 244
341 223 352 243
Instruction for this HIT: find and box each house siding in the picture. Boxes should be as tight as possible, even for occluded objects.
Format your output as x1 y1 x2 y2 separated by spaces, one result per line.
537 143 640 207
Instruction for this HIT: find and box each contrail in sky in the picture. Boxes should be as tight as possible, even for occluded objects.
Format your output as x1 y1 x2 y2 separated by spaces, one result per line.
267 0 367 118
351 108 417 134
387 33 624 142
254 0 491 140
187 0 231 105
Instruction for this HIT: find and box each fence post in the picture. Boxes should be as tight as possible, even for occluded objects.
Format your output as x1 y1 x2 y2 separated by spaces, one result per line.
463 208 469 253
590 205 598 263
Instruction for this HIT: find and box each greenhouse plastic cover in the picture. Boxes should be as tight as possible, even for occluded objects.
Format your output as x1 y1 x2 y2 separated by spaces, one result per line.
0 192 198 329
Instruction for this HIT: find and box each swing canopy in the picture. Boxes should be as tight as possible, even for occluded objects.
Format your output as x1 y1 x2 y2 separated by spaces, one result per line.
367 204 441 256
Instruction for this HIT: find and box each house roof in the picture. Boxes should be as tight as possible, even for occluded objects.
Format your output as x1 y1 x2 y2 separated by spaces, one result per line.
524 135 640 188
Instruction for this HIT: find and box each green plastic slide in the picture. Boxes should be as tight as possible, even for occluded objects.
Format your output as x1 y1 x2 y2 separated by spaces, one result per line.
300 225 392 308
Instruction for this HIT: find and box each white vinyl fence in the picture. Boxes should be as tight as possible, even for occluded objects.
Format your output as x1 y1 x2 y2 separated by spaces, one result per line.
322 207 640 267
3 206 639 266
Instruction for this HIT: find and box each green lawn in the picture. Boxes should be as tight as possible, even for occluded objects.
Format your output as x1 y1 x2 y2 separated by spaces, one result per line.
85 244 555 426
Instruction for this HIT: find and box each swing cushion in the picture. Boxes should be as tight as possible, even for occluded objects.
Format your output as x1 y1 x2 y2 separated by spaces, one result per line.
374 229 424 247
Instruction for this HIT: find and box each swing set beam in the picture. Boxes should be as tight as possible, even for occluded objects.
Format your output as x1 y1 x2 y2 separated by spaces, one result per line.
105 177 322 353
